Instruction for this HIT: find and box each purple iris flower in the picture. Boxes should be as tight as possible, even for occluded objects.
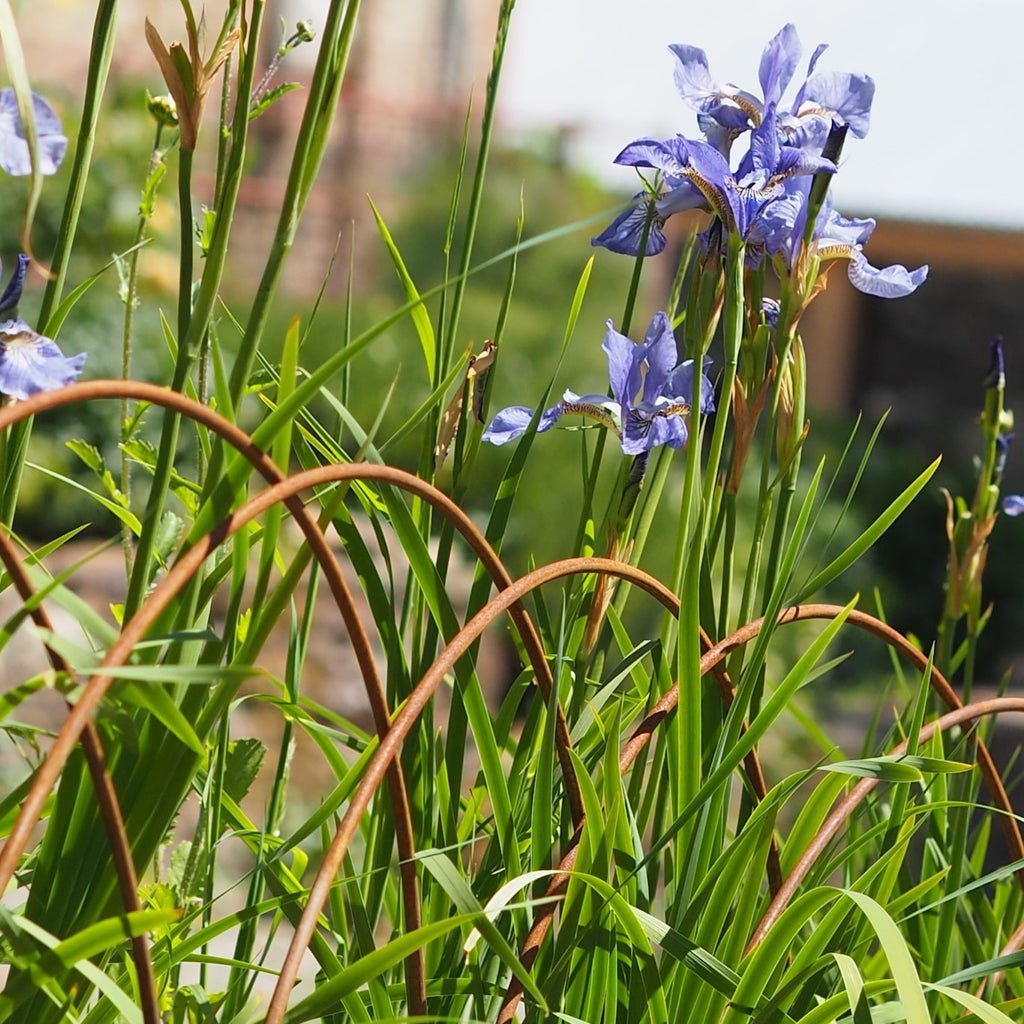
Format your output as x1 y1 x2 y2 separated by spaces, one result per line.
0 256 85 401
483 312 715 455
815 202 927 299
607 312 715 454
596 106 834 257
0 321 87 400
480 387 618 446
591 140 708 256
759 182 927 298
787 42 874 140
670 24 802 155
591 190 672 257
671 25 873 151
594 25 880 260
0 89 67 176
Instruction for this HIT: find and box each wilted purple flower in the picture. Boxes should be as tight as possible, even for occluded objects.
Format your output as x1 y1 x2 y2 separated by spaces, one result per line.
0 89 67 176
484 312 714 455
0 256 85 400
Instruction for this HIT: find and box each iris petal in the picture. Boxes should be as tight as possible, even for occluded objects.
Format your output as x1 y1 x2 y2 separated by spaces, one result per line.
638 312 677 400
803 72 875 138
0 89 67 176
669 43 718 113
759 24 801 108
591 198 667 256
847 251 928 298
0 319 86 400
481 402 563 445
1002 495 1024 517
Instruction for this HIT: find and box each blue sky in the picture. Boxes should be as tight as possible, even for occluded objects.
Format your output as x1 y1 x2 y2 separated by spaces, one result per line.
501 1 1023 228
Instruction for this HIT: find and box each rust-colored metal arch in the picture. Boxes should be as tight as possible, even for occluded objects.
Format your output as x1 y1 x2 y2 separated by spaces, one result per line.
0 381 583 1017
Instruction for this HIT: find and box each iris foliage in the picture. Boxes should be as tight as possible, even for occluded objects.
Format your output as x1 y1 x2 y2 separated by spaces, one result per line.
0 7 1021 1024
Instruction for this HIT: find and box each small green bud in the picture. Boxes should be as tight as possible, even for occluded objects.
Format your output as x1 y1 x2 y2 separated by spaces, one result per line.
146 91 178 128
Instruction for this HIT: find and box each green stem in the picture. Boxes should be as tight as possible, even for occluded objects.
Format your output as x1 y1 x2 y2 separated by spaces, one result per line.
620 208 653 338
439 0 516 376
123 146 195 614
176 148 194 344
125 3 267 618
119 127 166 576
220 0 360 418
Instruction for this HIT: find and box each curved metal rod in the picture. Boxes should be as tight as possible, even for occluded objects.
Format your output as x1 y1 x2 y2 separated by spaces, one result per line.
0 382 589 1013
262 554 755 1023
0 380 584 820
313 464 584 825
728 605 1022 868
993 915 1024 987
746 696 1024 952
614 603 1020 863
0 440 586 1013
0 382 432 1010
0 530 161 1024
496 603 1024 1023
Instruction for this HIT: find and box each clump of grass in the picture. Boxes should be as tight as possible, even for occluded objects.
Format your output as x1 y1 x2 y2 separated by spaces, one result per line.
0 6 1021 1024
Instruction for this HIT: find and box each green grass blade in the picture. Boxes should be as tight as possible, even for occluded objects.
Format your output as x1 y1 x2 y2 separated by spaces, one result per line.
417 850 549 1010
795 456 941 599
369 196 436 379
279 914 478 1024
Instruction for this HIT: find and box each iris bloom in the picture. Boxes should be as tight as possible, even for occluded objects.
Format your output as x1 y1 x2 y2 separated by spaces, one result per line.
595 105 834 256
484 312 714 455
761 184 927 298
671 25 874 153
594 22 927 299
0 89 67 176
0 256 85 401
670 24 802 154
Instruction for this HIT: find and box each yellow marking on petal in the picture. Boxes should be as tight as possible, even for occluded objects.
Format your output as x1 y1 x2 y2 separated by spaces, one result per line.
655 403 691 418
561 401 619 433
816 242 854 261
0 327 39 347
683 167 734 229
720 89 762 126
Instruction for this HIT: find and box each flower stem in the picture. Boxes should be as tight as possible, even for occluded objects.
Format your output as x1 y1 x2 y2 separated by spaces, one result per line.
119 124 167 576
125 3 266 618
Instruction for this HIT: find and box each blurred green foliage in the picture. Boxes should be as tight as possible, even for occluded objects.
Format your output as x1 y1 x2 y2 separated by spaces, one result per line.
259 143 640 568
